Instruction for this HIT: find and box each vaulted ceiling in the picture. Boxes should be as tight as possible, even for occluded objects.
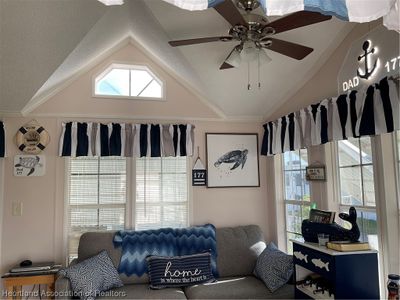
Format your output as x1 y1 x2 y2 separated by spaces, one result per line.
0 0 355 120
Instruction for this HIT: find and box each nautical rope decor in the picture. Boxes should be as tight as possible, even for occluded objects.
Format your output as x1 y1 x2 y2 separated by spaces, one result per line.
0 121 5 158
261 76 399 156
59 122 195 157
15 120 50 154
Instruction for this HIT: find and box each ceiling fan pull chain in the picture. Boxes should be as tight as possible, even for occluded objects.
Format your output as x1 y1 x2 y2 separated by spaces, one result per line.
247 62 251 90
258 51 261 89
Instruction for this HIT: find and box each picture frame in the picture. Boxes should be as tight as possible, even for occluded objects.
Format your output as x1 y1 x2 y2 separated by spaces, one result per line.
305 166 326 181
206 133 260 188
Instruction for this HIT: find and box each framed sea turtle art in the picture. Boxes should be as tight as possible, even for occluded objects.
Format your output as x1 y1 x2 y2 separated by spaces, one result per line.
13 155 45 176
206 133 260 188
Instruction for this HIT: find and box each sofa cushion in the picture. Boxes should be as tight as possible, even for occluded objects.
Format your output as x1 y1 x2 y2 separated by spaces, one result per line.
254 242 294 292
147 252 215 289
216 225 266 277
184 276 295 299
78 231 148 284
97 284 186 299
59 250 123 300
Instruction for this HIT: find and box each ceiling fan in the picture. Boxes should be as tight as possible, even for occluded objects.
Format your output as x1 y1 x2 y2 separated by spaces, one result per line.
168 0 333 70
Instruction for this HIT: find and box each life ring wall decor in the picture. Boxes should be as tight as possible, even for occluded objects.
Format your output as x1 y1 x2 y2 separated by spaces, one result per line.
15 121 50 154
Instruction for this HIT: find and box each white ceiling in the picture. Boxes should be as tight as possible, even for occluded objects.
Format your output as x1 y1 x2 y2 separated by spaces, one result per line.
0 0 107 112
145 0 353 119
0 0 355 120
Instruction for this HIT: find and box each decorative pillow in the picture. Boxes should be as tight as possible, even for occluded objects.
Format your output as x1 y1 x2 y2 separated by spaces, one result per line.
254 242 293 292
147 252 216 289
58 250 123 300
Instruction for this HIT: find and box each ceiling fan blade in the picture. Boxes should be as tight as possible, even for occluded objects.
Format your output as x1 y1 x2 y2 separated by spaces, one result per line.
220 62 235 69
220 48 236 70
214 0 247 27
266 11 332 34
169 36 232 47
266 38 313 60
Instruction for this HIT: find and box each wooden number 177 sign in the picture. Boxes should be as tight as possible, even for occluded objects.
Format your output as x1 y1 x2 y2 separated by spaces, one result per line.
192 169 207 186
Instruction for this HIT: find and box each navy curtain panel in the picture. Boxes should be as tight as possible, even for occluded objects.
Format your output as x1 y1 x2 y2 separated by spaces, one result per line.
261 76 399 156
59 122 195 158
0 121 5 158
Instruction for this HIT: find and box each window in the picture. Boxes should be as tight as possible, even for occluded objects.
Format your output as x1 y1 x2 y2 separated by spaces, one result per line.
67 157 127 262
136 157 189 230
66 156 189 262
94 64 163 99
283 149 311 253
337 137 379 250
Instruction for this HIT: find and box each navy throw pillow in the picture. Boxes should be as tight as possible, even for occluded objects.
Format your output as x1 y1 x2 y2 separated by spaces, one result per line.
254 242 293 292
147 252 215 289
58 250 123 300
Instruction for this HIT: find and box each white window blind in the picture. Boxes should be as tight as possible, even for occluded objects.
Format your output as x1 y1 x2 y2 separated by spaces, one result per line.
135 157 188 230
67 157 126 262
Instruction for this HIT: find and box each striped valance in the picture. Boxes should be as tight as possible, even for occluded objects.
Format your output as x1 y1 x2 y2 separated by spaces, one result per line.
59 122 195 158
261 76 399 156
0 121 5 158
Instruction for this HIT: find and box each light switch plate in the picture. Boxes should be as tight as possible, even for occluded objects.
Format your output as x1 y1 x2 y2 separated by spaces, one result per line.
12 202 23 216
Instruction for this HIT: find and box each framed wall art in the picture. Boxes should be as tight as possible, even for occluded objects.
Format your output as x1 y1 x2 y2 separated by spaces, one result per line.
206 133 260 188
306 165 326 181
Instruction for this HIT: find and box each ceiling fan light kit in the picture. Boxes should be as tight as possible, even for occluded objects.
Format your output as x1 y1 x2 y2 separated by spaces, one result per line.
97 0 124 6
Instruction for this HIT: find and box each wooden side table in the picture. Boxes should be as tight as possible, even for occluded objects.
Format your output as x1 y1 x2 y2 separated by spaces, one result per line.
2 269 59 300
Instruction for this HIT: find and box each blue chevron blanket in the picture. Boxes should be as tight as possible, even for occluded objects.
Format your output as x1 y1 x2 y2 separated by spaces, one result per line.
113 224 218 277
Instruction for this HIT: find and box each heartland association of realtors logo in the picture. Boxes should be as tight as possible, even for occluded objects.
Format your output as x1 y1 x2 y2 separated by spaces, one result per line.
339 26 399 93
357 40 378 80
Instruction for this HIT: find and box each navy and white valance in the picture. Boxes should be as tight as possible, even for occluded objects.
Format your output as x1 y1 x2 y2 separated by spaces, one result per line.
162 0 399 32
0 121 5 158
59 123 195 158
261 76 399 156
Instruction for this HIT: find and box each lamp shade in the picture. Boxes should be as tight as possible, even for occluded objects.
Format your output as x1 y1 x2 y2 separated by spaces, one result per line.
241 41 258 62
259 48 272 65
97 0 124 5
225 48 242 68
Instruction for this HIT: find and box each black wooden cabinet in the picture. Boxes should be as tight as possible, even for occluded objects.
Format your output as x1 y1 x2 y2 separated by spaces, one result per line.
293 241 380 299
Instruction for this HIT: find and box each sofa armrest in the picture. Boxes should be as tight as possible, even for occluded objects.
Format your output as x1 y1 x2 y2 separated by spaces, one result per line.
55 259 77 300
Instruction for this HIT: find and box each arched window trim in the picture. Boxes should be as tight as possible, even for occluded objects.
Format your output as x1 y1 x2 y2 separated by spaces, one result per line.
92 62 166 101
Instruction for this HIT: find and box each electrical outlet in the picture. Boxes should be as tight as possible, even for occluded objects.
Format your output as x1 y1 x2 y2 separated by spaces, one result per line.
12 202 23 216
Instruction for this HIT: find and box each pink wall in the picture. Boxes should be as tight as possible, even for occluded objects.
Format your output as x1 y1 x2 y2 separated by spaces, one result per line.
32 43 220 120
0 42 269 272
0 117 267 272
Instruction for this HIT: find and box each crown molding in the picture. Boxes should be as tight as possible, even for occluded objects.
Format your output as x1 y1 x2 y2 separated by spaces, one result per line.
24 112 264 123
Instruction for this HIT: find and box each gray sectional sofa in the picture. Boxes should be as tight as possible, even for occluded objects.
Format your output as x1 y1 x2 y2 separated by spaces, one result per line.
55 225 294 299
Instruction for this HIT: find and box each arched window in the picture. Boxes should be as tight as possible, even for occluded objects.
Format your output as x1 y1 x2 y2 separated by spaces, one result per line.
94 64 164 99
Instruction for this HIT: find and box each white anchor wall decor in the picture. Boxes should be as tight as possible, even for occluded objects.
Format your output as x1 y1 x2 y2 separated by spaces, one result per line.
338 26 400 93
357 40 378 80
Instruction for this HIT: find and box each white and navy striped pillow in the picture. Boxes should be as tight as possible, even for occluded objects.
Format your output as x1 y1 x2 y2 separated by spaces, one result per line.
147 252 215 289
